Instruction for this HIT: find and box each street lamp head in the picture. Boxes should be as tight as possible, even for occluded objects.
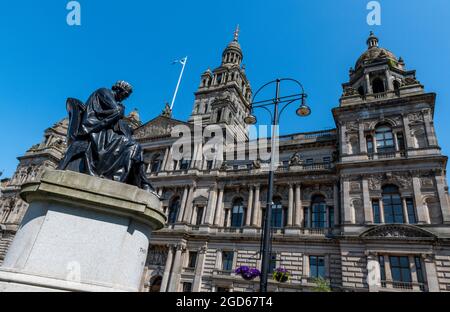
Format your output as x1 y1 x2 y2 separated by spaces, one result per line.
296 96 311 117
244 114 257 125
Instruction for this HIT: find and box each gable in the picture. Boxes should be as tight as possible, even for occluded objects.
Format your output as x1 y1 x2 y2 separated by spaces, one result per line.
133 115 192 140
360 224 436 240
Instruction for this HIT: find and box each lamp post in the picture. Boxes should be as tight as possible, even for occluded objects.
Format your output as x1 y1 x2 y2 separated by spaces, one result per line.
244 78 311 293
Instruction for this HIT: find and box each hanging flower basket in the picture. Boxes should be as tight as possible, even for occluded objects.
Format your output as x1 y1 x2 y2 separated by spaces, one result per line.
273 267 290 283
235 266 261 281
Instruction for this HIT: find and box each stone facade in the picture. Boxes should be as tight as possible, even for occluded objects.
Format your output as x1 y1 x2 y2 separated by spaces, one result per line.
1 31 450 292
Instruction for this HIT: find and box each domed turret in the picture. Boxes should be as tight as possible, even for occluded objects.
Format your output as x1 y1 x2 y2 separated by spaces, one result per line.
355 31 402 70
221 25 243 66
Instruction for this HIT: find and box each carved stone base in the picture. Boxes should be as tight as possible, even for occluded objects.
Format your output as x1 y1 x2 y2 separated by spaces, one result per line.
0 170 165 292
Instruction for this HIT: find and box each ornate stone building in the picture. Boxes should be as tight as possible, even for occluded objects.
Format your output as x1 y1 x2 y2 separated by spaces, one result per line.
1 31 450 292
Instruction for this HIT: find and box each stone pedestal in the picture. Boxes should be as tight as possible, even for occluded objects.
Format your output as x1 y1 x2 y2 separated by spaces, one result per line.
0 170 165 292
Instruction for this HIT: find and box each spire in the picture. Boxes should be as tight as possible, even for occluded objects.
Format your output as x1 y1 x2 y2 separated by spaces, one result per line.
367 31 379 49
233 24 240 42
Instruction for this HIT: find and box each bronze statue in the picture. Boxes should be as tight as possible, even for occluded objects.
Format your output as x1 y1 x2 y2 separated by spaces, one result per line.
58 81 154 191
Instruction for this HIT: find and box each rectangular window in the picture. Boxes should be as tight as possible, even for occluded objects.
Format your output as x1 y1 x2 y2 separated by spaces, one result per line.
414 256 425 290
306 159 314 165
222 251 234 271
182 282 192 292
216 287 229 292
303 207 309 228
379 255 386 283
406 198 417 224
323 157 331 163
206 160 214 170
195 207 204 226
389 256 412 286
328 207 334 228
309 256 325 278
397 133 405 151
180 159 190 170
188 252 198 268
372 200 381 224
367 136 374 154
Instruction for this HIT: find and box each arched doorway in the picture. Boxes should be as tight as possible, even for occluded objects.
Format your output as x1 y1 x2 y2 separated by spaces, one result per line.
149 275 162 292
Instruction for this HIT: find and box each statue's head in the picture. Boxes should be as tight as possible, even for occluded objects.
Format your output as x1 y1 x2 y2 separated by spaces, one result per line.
112 80 133 102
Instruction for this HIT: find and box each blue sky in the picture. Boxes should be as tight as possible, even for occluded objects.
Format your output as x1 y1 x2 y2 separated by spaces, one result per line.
1 0 450 178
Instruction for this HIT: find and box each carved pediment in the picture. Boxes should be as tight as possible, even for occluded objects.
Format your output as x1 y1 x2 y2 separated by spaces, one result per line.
133 116 192 140
360 224 436 239
193 195 208 206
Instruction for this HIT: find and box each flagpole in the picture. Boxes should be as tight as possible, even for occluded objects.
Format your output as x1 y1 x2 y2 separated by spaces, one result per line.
170 56 188 111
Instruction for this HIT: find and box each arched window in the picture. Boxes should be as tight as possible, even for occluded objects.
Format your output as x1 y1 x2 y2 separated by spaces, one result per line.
150 154 163 173
366 135 374 154
358 86 365 96
168 197 180 224
311 195 327 229
382 185 404 224
149 276 162 292
393 80 401 94
271 196 286 228
231 198 245 228
217 108 222 122
375 125 395 153
372 78 385 93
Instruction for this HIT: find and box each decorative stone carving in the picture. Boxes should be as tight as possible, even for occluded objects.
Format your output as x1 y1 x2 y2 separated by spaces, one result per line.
350 181 361 192
147 246 168 266
346 121 359 132
401 77 420 86
361 224 436 239
289 152 302 166
343 87 357 96
408 112 424 123
369 175 383 191
420 177 434 189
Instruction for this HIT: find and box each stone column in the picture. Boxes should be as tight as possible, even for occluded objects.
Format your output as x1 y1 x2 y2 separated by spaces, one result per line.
160 245 174 292
423 110 438 147
287 184 294 226
215 249 222 270
161 148 170 171
246 186 254 226
340 124 348 155
365 73 372 94
413 176 430 224
183 185 195 223
342 179 353 224
295 184 303 226
362 179 373 224
190 144 198 169
385 69 393 91
366 253 381 292
192 246 207 292
402 115 414 150
435 174 450 224
359 122 367 154
168 244 184 292
402 197 410 224
252 185 260 226
214 186 224 226
333 183 339 226
177 186 189 223
379 198 385 224
423 255 440 292
204 184 218 225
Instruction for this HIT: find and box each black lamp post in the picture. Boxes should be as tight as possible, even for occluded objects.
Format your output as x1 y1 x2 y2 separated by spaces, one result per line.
244 78 311 293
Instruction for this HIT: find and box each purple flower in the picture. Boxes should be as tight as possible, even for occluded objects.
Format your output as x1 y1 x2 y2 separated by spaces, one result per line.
235 266 261 280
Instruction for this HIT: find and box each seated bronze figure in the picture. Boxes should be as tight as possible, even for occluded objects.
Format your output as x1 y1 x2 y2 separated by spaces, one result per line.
58 81 154 191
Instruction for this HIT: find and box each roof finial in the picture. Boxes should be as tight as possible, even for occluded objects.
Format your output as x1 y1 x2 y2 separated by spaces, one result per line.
233 24 240 42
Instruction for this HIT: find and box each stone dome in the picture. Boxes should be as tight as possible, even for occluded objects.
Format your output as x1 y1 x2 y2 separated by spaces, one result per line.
355 32 399 70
